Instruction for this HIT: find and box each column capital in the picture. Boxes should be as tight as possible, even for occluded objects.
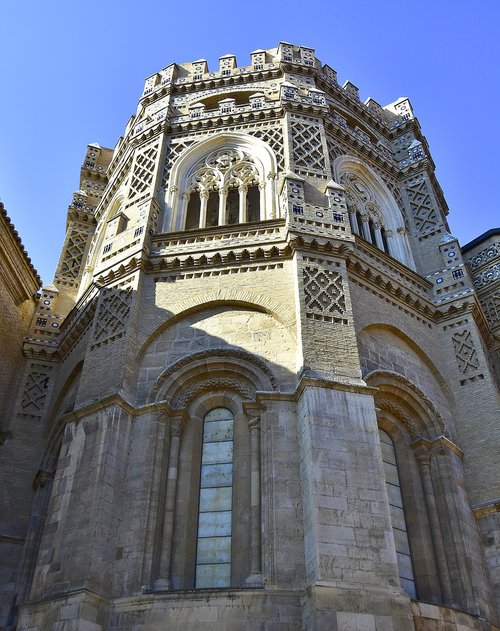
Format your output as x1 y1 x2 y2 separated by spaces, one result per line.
411 435 463 459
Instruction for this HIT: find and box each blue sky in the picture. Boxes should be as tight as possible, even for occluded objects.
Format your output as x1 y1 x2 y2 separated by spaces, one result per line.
1 0 498 283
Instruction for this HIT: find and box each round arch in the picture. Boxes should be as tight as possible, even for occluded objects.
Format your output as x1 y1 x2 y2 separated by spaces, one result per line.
148 347 279 406
365 369 449 440
358 323 454 407
163 132 279 231
137 293 296 360
333 155 414 268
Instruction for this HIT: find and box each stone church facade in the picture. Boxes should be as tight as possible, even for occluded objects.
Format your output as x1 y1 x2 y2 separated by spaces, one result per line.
1 43 499 630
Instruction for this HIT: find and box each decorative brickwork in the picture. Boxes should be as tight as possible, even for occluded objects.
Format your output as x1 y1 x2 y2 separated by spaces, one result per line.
129 140 160 200
303 263 346 320
404 178 439 234
291 116 325 174
483 291 500 327
92 287 132 347
452 330 480 376
60 229 87 279
473 264 500 289
20 365 52 418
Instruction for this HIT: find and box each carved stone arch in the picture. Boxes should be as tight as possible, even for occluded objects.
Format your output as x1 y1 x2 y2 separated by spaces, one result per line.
366 369 449 440
137 292 296 360
333 155 415 268
163 132 278 231
148 347 279 405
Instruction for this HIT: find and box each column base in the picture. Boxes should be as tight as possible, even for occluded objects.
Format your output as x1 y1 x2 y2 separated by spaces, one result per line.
245 573 263 587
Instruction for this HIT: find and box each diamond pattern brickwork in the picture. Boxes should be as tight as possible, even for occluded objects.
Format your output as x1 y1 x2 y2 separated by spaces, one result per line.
291 116 325 174
20 365 52 418
405 179 439 235
129 141 159 200
92 287 132 347
452 330 480 375
303 264 346 321
59 229 88 280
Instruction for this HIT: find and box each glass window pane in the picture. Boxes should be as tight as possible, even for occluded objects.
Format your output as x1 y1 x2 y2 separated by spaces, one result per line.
378 428 416 596
247 186 260 222
196 563 231 588
196 408 234 588
186 194 201 229
199 487 232 512
226 188 239 224
206 192 219 227
198 511 232 537
204 419 233 442
200 463 233 488
196 536 231 564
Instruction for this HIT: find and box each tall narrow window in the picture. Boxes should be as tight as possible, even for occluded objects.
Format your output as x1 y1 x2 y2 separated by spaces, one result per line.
246 185 260 222
369 218 377 245
186 194 201 230
379 428 416 598
196 408 234 588
355 211 363 236
206 191 219 227
381 226 389 254
226 188 239 224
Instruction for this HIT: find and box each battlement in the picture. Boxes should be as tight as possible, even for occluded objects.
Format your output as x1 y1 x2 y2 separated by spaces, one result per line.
140 43 414 129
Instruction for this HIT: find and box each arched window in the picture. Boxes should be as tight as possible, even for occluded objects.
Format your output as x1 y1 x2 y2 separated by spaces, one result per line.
183 149 262 231
163 133 278 232
379 428 416 598
195 407 234 588
334 156 415 269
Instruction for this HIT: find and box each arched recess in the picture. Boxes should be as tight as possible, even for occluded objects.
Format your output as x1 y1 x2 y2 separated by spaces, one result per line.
333 155 415 268
358 323 455 415
137 292 296 362
365 369 454 606
150 350 274 590
163 132 279 232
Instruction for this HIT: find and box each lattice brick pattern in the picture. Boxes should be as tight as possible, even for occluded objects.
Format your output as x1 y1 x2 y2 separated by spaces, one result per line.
483 291 500 327
249 125 285 172
405 180 439 233
93 288 132 344
162 138 196 187
291 117 325 173
303 265 346 317
60 230 87 279
21 371 50 415
326 135 343 169
452 330 480 374
129 142 159 199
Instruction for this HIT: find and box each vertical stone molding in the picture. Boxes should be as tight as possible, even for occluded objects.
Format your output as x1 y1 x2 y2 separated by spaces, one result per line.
244 405 263 586
154 411 187 590
412 441 453 604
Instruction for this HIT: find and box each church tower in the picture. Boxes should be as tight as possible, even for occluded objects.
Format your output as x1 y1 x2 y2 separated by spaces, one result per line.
1 43 499 630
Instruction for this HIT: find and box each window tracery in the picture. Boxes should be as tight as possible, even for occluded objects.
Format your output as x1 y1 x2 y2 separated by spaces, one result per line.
183 148 262 229
163 133 278 232
334 157 415 269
